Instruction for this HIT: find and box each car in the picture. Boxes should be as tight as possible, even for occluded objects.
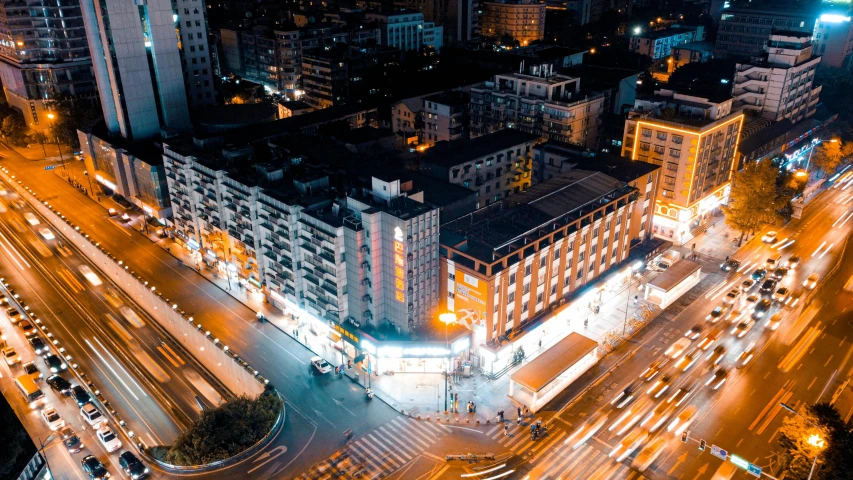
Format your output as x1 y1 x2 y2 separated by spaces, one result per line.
81 455 110 479
565 412 609 450
78 265 103 286
706 368 729 390
706 305 727 323
38 227 55 240
720 259 741 272
666 384 693 407
611 381 641 408
41 406 65 430
2 346 20 366
71 385 91 406
753 299 773 319
726 307 746 324
751 268 767 281
759 279 778 295
609 427 649 462
723 289 741 305
740 279 756 292
97 426 122 452
665 338 692 358
609 396 653 435
0 295 7 305
6 307 21 323
28 336 49 355
18 319 37 337
107 208 117 216
80 402 105 428
773 287 791 303
732 318 757 338
766 256 781 269
22 361 42 381
685 324 704 340
59 426 84 453
23 212 40 225
640 358 669 382
642 401 678 433
773 267 788 279
121 213 131 221
46 375 72 394
119 451 149 479
744 294 760 311
310 356 332 374
785 256 801 270
766 312 783 331
737 342 757 368
43 353 67 373
761 231 777 243
667 405 698 433
646 375 672 399
803 273 819 290
695 328 723 351
707 345 727 366
674 349 701 371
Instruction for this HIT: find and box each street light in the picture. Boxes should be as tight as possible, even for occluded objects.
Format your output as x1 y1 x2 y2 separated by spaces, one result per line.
46 113 66 171
780 403 826 480
439 312 457 413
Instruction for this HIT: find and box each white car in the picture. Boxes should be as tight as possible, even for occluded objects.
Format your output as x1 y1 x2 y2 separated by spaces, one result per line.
38 227 55 240
744 294 760 311
732 318 756 338
80 403 105 428
631 436 669 473
23 212 40 225
609 427 649 462
766 312 783 331
773 287 791 303
722 289 741 305
785 256 800 270
665 338 692 358
41 407 65 430
2 346 19 366
310 356 332 374
97 426 122 452
107 208 117 216
761 231 777 243
803 273 819 290
667 405 698 434
77 265 103 286
737 342 757 368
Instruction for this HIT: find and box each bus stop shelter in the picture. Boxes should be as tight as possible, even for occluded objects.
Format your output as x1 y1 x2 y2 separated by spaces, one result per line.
644 260 701 309
508 333 599 413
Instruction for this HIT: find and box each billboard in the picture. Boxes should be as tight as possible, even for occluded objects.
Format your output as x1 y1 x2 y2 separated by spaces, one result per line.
454 270 488 330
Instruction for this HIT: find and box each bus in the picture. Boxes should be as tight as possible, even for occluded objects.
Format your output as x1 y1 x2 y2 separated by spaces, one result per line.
15 375 45 409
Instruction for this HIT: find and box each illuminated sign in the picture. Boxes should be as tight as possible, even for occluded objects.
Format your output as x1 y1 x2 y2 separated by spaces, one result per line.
820 13 851 23
331 321 360 346
394 225 406 303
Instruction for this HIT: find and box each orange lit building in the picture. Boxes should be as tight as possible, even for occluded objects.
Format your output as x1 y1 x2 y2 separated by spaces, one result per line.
480 0 546 46
621 88 744 243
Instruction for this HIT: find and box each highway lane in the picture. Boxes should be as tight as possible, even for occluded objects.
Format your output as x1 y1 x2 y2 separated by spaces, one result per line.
1 139 404 476
527 178 853 480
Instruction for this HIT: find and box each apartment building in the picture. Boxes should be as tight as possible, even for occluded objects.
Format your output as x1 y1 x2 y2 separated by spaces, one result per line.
480 0 546 46
628 26 705 60
422 91 469 144
440 170 645 348
366 10 444 52
419 129 540 207
301 45 401 110
813 12 853 69
393 0 479 44
621 89 744 242
669 42 714 72
732 32 821 124
163 138 441 333
715 2 817 58
470 64 605 148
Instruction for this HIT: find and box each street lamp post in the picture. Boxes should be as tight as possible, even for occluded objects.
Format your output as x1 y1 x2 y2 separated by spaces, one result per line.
439 313 457 413
781 402 825 480
46 113 66 171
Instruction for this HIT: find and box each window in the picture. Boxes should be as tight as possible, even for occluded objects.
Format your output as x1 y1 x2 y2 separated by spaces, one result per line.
667 162 678 172
640 142 650 151
672 135 683 144
522 301 529 312
554 249 561 260
551 284 557 295
525 264 532 276
523 282 530 294
508 291 515 303
539 256 546 268
509 272 516 285
654 145 665 154
656 132 667 141
641 128 652 137
578 252 585 262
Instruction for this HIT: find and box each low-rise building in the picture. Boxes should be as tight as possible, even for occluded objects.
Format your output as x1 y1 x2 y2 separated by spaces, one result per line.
628 26 705 60
418 129 540 207
423 91 470 145
470 64 606 148
669 41 714 72
732 31 821 124
480 0 546 46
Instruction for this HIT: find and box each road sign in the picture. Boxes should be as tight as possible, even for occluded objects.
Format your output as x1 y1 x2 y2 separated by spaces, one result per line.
747 463 762 478
730 455 749 469
710 445 728 461
44 165 56 170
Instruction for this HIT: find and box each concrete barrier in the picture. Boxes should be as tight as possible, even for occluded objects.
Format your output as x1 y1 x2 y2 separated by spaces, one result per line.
1 171 266 397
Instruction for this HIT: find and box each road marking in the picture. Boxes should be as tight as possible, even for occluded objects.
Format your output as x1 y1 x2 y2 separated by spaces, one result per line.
157 346 181 368
736 438 744 447
825 355 835 367
808 377 818 390
160 343 185 365
247 446 288 474
422 452 445 463
756 391 793 435
749 388 786 431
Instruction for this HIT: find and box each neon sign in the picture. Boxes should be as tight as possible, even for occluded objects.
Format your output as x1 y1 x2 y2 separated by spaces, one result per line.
393 226 405 302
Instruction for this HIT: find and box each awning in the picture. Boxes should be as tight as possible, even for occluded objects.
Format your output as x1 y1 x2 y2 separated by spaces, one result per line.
510 333 598 393
353 354 366 364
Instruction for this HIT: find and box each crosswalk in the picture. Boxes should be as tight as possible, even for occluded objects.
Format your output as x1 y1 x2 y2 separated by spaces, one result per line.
299 415 451 479
484 420 646 480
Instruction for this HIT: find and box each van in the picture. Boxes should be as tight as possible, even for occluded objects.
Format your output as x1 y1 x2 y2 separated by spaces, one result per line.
657 250 681 270
15 375 45 408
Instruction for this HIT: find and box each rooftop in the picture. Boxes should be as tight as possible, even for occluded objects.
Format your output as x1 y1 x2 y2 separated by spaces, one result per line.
510 333 598 392
536 141 661 183
423 90 469 106
420 129 541 168
672 41 714 53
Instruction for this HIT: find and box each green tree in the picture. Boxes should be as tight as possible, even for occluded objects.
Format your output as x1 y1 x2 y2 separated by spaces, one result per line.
812 141 845 177
722 158 785 245
1 110 27 146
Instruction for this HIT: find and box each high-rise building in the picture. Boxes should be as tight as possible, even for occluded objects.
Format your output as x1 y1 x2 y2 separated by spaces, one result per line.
79 0 215 140
395 0 479 44
621 88 744 242
715 2 817 59
0 0 96 130
732 31 821 124
366 10 444 52
480 0 546 46
813 10 853 69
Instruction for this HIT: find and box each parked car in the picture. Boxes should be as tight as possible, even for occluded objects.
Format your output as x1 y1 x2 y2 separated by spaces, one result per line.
71 385 91 407
310 356 332 374
80 403 105 428
97 426 122 452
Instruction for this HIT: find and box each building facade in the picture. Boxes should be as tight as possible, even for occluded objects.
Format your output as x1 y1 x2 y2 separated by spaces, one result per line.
480 0 546 46
621 89 745 242
715 3 817 58
394 0 479 44
732 32 822 124
422 91 469 145
628 26 705 60
0 0 96 130
366 10 444 52
470 64 605 148
813 12 853 69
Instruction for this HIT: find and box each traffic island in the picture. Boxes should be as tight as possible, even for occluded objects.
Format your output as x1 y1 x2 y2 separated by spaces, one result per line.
145 388 285 472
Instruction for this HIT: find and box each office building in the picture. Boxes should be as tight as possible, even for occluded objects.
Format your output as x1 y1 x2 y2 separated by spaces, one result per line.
419 129 540 207
394 0 479 44
813 11 853 69
470 64 606 148
0 0 96 130
732 31 821 124
366 10 444 52
715 2 817 58
628 26 705 60
480 0 546 46
621 88 744 242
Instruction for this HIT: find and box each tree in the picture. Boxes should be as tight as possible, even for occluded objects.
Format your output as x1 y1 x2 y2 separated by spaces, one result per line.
43 94 102 149
812 141 845 177
722 158 786 245
1 110 27 146
778 403 853 480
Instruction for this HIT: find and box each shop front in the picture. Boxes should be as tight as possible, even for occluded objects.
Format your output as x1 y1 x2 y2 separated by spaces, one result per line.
359 333 472 376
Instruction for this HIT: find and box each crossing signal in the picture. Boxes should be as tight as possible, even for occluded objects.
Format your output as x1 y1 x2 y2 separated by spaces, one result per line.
681 431 688 443
699 439 706 451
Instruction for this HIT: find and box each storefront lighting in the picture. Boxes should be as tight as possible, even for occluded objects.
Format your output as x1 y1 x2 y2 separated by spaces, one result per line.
361 340 376 355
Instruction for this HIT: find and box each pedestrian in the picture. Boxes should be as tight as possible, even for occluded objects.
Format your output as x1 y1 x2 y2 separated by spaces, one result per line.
524 406 529 417
517 416 522 425
498 410 504 422
517 407 522 418
504 424 509 436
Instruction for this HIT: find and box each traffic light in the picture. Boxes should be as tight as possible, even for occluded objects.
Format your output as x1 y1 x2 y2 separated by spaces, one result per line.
681 431 688 443
699 439 706 451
